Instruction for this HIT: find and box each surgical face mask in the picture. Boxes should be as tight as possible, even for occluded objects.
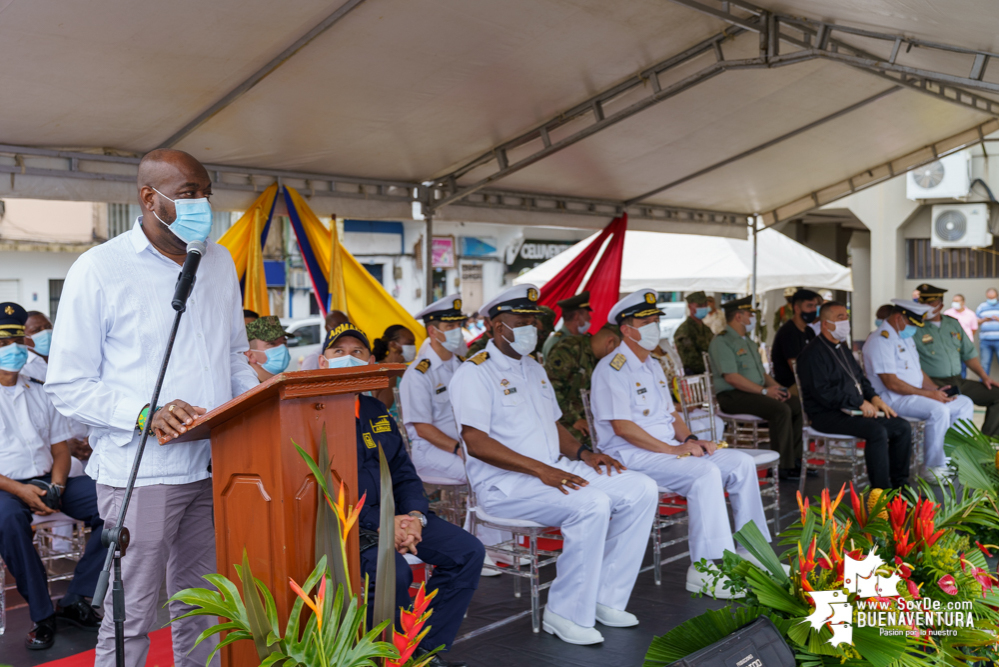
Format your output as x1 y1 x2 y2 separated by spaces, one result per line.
830 320 851 343
261 344 290 374
627 322 661 351
325 355 369 369
401 344 416 362
951 301 962 311
694 306 710 320
874 318 884 328
808 321 822 335
0 343 28 372
899 324 917 340
746 314 757 331
577 320 591 335
152 187 214 244
30 329 52 356
989 298 998 306
800 310 817 324
436 327 464 353
502 323 538 357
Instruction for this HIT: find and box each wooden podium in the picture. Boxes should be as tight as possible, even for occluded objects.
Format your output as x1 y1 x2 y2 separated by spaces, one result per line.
172 366 404 667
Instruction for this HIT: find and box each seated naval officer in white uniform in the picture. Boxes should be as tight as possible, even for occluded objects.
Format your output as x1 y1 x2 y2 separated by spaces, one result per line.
450 284 659 646
590 289 771 599
862 298 974 481
400 293 507 572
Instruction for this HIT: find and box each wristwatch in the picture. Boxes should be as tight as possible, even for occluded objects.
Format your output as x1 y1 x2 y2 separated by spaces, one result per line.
408 511 427 528
761 387 768 396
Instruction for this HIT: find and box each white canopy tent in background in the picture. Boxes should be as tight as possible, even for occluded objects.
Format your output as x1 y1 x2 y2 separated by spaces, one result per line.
514 228 852 294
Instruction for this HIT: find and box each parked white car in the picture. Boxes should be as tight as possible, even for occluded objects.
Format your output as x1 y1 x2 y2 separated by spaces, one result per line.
656 301 688 342
282 316 325 370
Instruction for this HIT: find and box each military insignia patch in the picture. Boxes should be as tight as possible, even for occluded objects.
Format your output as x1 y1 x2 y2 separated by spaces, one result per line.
527 288 539 301
469 351 489 365
642 409 649 416
637 387 647 395
415 359 431 374
435 385 447 394
370 416 392 433
644 292 656 304
362 433 376 449
454 298 462 310
500 379 509 386
610 353 626 370
503 387 517 395
881 330 890 338
921 334 933 344
3 305 13 315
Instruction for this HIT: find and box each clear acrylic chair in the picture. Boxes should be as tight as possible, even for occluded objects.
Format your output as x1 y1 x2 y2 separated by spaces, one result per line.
702 352 772 449
791 362 868 493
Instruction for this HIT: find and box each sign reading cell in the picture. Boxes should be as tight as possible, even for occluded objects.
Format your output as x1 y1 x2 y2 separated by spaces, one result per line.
506 239 576 273
432 236 456 268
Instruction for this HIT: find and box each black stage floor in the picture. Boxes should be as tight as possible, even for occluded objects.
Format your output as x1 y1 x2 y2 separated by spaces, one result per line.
0 470 862 666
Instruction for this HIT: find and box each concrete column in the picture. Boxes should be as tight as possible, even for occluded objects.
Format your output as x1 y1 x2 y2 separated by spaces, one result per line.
848 230 871 335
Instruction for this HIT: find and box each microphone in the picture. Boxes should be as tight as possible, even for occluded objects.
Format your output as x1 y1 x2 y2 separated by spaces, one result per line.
172 240 207 312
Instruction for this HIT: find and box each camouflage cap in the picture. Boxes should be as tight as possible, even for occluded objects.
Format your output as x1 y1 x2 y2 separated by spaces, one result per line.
246 315 290 343
685 291 708 305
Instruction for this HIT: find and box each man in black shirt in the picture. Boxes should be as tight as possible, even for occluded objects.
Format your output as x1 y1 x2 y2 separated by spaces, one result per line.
797 301 911 489
771 289 820 390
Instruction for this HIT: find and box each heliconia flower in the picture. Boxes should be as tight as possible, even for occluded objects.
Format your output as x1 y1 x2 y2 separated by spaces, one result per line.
850 482 867 528
327 481 367 543
887 495 908 533
938 574 959 595
894 528 914 558
913 498 945 548
797 491 810 524
289 575 326 632
386 583 439 667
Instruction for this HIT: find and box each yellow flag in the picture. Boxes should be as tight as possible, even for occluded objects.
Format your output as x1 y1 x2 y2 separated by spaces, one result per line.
328 220 348 314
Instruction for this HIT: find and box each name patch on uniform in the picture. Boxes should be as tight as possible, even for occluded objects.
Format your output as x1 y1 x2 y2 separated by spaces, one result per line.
503 387 517 395
469 351 489 365
610 353 626 371
881 330 890 338
435 385 447 394
921 334 933 344
637 387 648 395
415 359 431 374
370 416 392 433
362 433 376 449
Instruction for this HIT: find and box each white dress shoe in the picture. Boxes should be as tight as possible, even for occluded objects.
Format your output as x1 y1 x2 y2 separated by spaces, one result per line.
487 549 532 567
686 564 745 600
735 548 791 574
480 554 502 577
542 608 604 645
595 603 639 628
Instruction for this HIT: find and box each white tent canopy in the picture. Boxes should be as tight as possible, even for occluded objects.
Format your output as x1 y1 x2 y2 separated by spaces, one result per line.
1 0 998 238
514 228 852 294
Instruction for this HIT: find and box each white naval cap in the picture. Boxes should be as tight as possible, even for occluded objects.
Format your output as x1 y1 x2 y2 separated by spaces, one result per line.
415 293 466 322
890 298 932 328
608 287 664 325
479 284 543 319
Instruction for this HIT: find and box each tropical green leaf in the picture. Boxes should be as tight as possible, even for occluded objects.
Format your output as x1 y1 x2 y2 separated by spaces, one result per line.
238 550 278 660
371 444 397 633
643 606 768 667
852 624 906 667
303 427 351 599
734 520 789 584
743 568 809 616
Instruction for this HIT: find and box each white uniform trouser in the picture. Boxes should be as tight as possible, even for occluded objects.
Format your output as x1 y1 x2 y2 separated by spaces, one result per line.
478 462 658 628
687 408 725 442
617 448 770 564
883 394 974 468
413 441 507 547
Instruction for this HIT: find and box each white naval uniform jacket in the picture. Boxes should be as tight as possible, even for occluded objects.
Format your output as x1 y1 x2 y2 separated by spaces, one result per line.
862 320 923 402
399 338 461 450
0 374 73 480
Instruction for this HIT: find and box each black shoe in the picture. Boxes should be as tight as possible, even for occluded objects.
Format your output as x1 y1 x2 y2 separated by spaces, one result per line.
807 468 819 478
26 616 56 650
56 599 103 632
778 467 801 481
415 647 466 667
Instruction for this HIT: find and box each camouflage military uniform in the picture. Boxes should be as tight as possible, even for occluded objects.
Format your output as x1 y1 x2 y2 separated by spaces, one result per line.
673 316 714 375
544 334 597 449
465 331 492 357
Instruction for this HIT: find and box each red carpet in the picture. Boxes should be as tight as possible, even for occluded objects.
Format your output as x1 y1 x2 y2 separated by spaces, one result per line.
36 627 174 667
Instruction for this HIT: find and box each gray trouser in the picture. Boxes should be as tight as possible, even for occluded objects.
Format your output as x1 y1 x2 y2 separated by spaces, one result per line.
94 479 219 667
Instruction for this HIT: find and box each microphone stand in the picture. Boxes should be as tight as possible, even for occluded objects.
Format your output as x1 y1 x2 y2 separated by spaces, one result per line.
92 241 204 667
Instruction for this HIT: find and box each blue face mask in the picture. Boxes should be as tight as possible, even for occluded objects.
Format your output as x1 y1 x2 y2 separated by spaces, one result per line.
325 355 369 369
874 319 883 328
152 187 214 244
31 329 52 357
262 344 290 374
989 299 998 306
0 343 28 372
694 306 710 319
899 324 917 340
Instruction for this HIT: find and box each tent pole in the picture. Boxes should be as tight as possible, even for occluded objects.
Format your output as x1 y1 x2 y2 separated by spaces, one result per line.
424 213 434 306
751 217 758 335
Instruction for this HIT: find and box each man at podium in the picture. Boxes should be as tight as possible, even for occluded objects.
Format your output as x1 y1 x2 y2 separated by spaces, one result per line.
319 323 484 667
45 149 260 667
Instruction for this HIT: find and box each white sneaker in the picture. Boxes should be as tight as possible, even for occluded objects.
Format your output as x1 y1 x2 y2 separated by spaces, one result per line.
542 608 604 645
487 549 532 567
735 547 791 574
480 554 502 577
923 466 953 483
686 564 745 600
595 603 639 628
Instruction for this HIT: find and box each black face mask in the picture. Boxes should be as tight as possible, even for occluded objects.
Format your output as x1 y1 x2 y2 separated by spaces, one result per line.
801 310 817 324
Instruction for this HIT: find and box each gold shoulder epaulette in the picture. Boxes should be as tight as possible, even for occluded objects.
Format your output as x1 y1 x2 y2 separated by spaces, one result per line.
610 353 626 371
469 351 489 365
415 359 431 374
880 330 890 338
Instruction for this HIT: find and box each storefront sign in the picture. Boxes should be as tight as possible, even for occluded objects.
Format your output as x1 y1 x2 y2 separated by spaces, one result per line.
506 239 576 273
432 236 456 268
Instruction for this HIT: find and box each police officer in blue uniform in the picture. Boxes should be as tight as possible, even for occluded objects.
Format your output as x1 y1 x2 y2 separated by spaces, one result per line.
319 323 484 667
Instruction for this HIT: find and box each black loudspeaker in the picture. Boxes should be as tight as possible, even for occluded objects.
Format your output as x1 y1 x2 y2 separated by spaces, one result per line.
669 617 795 667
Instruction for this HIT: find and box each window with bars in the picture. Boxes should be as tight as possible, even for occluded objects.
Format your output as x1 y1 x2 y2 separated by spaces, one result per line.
906 238 999 279
107 203 141 238
49 279 64 321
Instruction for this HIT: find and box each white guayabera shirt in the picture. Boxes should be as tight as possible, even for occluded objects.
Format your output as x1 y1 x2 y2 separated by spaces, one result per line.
45 219 259 487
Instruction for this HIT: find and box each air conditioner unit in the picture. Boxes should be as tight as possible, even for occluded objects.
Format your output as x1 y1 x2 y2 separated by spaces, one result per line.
931 203 992 248
907 151 971 200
